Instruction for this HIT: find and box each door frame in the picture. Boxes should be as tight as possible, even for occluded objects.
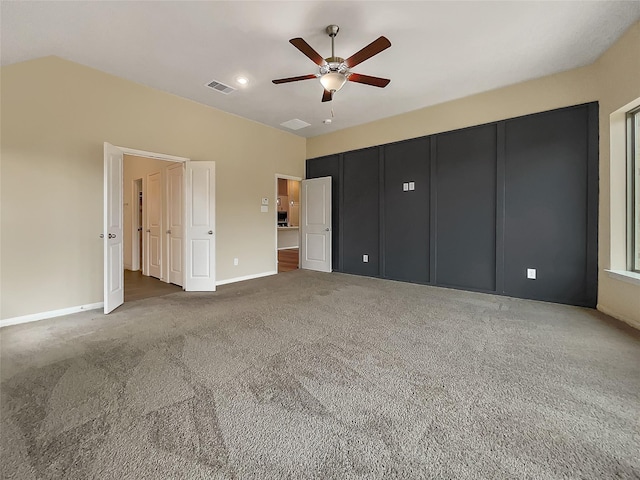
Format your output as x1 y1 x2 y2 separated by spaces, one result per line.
274 174 302 270
111 145 190 290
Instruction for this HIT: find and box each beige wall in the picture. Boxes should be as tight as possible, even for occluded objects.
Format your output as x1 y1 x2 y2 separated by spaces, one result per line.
0 56 305 320
593 23 640 327
307 22 640 328
2 24 638 324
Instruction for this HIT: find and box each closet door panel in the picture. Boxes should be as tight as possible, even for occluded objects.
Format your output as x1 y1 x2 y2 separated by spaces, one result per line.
504 106 591 306
383 138 430 283
435 124 497 291
343 148 380 276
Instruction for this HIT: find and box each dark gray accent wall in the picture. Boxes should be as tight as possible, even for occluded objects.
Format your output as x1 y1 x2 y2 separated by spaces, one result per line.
306 155 341 271
306 102 598 308
383 138 430 283
503 105 593 306
342 148 380 276
435 124 497 291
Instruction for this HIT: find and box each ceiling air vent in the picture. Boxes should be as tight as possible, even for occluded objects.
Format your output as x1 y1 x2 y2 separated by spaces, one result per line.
280 119 311 130
206 79 235 94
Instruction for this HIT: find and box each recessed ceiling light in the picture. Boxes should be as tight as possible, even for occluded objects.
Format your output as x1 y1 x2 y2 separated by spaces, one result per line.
236 76 248 85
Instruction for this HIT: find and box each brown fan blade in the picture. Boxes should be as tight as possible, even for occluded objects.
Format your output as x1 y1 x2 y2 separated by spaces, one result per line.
290 38 327 66
272 74 317 84
344 36 391 68
348 73 390 88
322 89 333 102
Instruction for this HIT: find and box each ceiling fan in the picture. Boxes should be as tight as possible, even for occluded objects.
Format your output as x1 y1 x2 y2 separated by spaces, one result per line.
272 25 391 102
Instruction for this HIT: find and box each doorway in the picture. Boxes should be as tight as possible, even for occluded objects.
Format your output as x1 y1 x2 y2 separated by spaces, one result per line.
275 174 301 273
123 155 183 301
104 143 217 314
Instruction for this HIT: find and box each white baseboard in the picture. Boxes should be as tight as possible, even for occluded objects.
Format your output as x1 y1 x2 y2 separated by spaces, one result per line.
216 270 277 286
597 304 640 330
1 302 104 328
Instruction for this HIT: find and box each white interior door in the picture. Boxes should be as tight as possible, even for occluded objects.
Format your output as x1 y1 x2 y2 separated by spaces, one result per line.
146 171 162 279
103 143 124 314
166 163 184 286
185 161 216 291
301 176 332 272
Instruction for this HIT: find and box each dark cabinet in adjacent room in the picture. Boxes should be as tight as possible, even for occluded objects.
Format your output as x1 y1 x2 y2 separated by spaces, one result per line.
503 104 597 307
306 154 341 271
383 137 430 283
435 124 497 292
342 148 380 276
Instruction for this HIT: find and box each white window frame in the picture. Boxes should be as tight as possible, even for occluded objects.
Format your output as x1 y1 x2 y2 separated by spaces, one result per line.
606 97 640 286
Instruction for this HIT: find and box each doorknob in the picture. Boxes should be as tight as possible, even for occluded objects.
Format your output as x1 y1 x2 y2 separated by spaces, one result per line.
108 233 116 239
208 230 213 235
146 229 150 233
99 234 104 238
325 228 330 232
166 230 171 234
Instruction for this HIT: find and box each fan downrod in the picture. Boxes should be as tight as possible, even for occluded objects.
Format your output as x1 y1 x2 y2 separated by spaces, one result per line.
325 25 341 62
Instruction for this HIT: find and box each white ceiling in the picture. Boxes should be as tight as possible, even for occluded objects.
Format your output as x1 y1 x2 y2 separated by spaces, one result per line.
2 1 639 138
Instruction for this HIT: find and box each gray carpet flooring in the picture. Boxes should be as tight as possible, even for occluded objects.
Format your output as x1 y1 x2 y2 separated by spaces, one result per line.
1 270 639 479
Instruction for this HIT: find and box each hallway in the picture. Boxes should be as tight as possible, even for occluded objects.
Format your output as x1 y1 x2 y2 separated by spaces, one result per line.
278 248 299 273
124 270 182 302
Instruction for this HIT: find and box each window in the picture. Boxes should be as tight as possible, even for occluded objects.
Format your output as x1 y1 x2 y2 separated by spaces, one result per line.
628 107 640 272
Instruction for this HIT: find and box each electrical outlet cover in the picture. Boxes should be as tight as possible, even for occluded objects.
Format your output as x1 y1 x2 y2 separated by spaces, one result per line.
527 268 536 279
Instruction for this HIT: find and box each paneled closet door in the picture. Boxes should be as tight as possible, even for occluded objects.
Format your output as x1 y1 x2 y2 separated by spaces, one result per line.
503 105 593 306
435 124 497 292
383 138 430 283
342 148 380 277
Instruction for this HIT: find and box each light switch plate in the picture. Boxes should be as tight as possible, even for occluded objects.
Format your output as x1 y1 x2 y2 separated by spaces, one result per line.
527 268 536 279
403 183 409 191
363 254 369 263
261 205 268 213
261 197 269 205
408 181 415 191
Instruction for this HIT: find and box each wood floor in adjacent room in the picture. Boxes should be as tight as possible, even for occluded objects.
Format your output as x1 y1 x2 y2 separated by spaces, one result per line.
278 248 299 273
124 269 182 302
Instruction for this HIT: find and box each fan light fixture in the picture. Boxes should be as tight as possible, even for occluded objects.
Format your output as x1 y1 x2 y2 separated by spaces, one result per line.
272 25 391 103
320 72 347 92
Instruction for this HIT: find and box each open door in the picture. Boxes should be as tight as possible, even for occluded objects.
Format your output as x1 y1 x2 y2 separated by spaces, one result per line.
146 171 162 279
185 161 216 291
167 163 184 286
301 176 332 272
103 143 124 313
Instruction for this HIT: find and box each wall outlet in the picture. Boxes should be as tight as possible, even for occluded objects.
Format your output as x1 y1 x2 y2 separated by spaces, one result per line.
408 181 415 191
261 197 269 205
527 268 536 279
403 183 409 192
233 257 239 266
363 254 369 263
